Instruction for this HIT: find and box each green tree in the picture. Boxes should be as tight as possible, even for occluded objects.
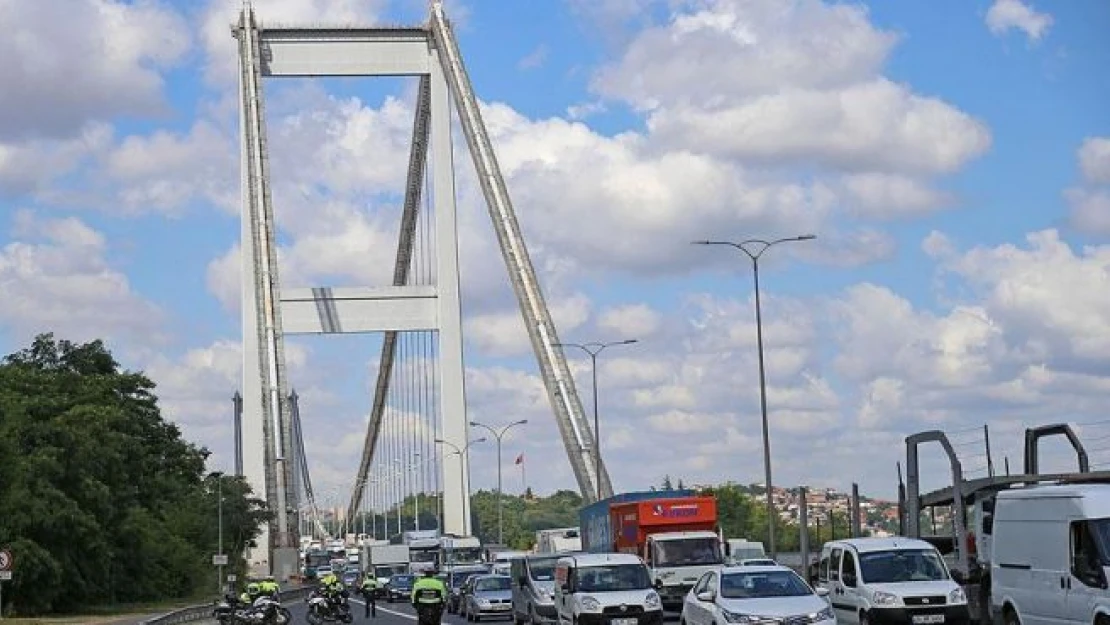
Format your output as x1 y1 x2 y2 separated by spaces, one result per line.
0 335 268 616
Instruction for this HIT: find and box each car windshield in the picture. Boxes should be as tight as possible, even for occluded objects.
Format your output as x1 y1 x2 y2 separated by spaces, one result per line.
575 565 652 592
654 538 723 567
475 577 511 591
449 571 481 589
858 549 948 584
528 557 559 581
391 575 415 587
720 570 812 599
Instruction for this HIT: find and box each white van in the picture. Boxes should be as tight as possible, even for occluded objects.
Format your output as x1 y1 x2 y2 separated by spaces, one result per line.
990 483 1110 625
553 553 663 625
816 537 969 624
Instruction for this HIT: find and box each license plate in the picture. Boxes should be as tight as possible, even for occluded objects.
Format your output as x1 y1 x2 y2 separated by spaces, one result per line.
493 604 510 610
912 616 944 624
613 618 637 625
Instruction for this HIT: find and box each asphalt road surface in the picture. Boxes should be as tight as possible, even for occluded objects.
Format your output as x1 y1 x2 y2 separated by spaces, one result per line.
195 596 681 624
195 596 493 625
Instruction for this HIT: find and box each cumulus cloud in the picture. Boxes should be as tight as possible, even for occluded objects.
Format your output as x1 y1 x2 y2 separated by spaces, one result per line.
0 0 191 141
985 0 1053 42
0 210 166 347
1067 137 1110 236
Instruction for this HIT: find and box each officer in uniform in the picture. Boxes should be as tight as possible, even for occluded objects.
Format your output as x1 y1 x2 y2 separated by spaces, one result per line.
410 567 448 625
360 572 380 617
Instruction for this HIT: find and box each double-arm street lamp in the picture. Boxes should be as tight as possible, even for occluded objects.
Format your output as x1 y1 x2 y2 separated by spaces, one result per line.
469 419 529 544
554 339 638 501
693 234 815 560
435 437 487 533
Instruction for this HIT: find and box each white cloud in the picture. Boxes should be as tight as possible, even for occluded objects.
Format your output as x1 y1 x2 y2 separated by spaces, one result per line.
1078 137 1110 185
838 173 954 219
1066 188 1110 236
0 0 190 141
985 0 1053 43
0 123 114 196
0 210 166 347
597 304 662 338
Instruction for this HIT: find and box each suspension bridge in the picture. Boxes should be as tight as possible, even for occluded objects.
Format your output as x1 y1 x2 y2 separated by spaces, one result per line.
231 0 611 578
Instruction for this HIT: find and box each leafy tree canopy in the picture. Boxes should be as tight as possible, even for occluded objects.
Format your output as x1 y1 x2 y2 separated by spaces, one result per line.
0 334 269 616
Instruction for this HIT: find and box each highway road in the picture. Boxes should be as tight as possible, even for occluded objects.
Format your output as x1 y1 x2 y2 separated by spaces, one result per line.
193 594 683 624
196 596 478 625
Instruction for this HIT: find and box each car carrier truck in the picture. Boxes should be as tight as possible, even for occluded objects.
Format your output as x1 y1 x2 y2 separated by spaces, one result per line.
900 422 1110 624
580 490 724 610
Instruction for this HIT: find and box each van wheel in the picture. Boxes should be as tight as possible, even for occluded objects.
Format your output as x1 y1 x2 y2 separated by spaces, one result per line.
1003 607 1020 625
860 612 870 625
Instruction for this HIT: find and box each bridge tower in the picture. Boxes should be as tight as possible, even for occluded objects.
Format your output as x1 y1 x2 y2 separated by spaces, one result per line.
233 1 613 575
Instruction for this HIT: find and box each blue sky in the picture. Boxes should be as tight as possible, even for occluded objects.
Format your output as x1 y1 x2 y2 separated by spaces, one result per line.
1 0 1109 507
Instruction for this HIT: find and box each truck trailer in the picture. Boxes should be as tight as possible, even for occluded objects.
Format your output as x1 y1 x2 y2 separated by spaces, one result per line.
579 490 724 610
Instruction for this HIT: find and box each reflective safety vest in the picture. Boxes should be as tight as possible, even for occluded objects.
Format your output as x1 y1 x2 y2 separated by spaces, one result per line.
362 577 379 590
411 576 447 604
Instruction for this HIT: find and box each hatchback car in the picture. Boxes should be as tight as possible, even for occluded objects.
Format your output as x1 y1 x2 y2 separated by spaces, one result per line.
463 574 513 621
681 565 833 625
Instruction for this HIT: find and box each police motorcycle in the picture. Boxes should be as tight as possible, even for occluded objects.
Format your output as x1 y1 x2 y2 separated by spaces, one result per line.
211 592 292 625
306 586 354 624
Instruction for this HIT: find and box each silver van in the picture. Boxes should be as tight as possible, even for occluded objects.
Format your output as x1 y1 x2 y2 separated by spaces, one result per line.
511 554 562 624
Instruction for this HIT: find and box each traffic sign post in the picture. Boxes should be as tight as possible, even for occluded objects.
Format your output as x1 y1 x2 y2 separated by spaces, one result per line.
0 548 12 620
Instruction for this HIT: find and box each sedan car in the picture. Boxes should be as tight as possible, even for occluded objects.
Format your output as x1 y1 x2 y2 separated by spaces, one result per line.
386 573 416 602
463 574 513 621
681 565 834 625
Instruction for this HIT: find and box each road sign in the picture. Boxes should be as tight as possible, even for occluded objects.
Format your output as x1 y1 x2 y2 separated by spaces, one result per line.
0 550 11 572
227 574 237 583
212 554 229 566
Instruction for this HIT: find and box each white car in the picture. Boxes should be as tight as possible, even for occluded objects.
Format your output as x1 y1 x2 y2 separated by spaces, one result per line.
681 565 834 625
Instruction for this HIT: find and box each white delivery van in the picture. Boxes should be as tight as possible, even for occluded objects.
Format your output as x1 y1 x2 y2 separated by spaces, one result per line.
816 537 969 625
553 553 663 625
990 483 1110 625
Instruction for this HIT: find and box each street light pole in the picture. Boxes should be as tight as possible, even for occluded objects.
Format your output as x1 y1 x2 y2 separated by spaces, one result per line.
435 437 487 535
555 339 638 502
693 234 815 560
215 473 224 594
469 420 529 545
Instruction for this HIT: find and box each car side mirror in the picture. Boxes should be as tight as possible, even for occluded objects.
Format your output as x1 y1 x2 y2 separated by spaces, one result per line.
696 590 715 602
842 572 857 587
815 587 829 597
950 569 967 584
654 579 664 590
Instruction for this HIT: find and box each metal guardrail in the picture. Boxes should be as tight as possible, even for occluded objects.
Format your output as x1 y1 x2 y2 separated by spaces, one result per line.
141 585 312 624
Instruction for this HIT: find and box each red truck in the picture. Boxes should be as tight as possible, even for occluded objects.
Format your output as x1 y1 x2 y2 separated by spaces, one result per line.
580 492 724 609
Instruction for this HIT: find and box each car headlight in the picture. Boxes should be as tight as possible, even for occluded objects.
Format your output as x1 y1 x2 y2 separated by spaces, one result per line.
645 592 661 609
580 596 601 612
871 590 902 607
949 587 967 604
808 606 834 623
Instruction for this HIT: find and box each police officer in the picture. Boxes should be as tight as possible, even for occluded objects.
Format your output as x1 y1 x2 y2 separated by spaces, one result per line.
411 567 448 625
360 573 380 617
239 581 262 606
259 576 280 598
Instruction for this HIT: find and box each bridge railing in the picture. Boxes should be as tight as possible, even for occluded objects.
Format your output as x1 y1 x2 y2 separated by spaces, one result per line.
141 584 313 624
